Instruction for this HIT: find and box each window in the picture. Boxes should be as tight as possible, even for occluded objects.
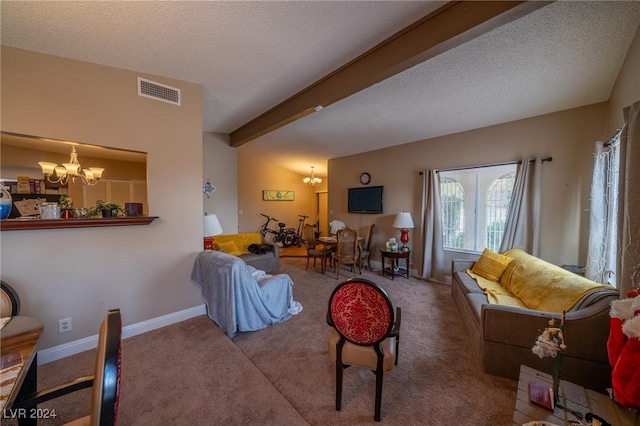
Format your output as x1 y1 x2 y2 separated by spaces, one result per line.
440 178 464 249
586 136 620 286
439 164 517 252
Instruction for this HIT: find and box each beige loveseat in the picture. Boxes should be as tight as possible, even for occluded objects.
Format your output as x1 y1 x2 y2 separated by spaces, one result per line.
451 248 619 392
213 233 279 273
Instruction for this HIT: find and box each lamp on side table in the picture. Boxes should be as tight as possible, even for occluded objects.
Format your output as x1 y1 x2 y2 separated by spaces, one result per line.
203 213 223 250
392 211 414 251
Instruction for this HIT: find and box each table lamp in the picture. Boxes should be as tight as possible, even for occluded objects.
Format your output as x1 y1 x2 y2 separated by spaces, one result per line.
392 211 414 251
203 213 223 250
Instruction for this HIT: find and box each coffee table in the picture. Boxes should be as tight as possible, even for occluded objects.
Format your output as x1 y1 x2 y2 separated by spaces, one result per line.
513 365 638 425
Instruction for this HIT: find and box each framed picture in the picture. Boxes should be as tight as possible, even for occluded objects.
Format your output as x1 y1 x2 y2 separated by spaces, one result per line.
263 190 294 201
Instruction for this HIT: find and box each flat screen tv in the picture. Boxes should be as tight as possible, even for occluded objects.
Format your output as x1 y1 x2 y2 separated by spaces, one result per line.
348 186 383 214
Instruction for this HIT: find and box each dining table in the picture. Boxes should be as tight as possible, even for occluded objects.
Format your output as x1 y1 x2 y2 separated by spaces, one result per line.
1 316 44 425
317 235 364 274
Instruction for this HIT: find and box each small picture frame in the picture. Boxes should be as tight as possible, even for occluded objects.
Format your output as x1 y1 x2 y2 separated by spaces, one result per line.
263 190 294 201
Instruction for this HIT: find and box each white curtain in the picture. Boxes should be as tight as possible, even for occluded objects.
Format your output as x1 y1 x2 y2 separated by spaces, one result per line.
420 170 446 282
585 135 620 284
499 157 541 255
618 101 640 296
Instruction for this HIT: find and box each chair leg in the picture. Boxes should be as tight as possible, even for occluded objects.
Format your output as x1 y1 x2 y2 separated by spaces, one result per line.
335 343 344 412
305 256 310 270
336 363 343 411
374 369 384 422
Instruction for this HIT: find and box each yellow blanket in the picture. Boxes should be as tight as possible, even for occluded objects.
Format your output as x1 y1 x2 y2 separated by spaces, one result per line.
501 249 615 313
466 270 528 309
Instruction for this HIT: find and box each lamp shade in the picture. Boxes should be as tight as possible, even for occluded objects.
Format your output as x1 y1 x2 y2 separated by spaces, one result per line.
203 214 223 237
392 212 414 229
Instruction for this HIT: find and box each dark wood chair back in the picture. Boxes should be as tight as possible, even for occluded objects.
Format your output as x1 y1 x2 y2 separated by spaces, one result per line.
1 280 20 316
327 278 401 421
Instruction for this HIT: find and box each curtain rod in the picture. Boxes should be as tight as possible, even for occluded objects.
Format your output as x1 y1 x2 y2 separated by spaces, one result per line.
603 127 623 148
419 156 552 175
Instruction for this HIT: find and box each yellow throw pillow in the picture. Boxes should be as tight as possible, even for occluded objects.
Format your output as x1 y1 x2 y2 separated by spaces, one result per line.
471 248 513 282
217 241 240 255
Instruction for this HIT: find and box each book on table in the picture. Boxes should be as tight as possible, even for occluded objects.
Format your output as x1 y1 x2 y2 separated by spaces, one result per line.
528 381 554 411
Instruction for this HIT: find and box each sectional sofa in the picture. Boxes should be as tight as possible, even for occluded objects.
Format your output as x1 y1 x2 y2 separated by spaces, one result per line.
451 248 619 392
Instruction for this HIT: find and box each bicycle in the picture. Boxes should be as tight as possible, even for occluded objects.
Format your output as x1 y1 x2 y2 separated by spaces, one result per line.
259 213 299 247
293 214 310 246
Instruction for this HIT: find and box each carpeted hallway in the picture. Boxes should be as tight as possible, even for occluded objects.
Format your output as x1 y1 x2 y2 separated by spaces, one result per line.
14 257 518 425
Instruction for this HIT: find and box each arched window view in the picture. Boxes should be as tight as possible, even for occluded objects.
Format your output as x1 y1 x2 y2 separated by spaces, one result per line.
440 177 464 249
439 164 517 252
486 173 515 252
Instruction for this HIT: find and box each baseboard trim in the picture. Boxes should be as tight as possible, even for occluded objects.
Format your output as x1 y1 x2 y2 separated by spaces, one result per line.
37 304 207 365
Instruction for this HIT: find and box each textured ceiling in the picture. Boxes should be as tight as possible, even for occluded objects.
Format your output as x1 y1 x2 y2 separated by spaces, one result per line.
2 1 639 178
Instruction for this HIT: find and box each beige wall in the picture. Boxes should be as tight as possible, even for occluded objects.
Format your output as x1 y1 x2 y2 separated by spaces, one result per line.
203 132 239 234
609 26 640 130
237 151 326 236
0 47 205 349
329 103 609 272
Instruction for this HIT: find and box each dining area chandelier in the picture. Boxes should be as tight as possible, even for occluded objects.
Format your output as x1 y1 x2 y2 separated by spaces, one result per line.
303 166 322 187
38 146 105 186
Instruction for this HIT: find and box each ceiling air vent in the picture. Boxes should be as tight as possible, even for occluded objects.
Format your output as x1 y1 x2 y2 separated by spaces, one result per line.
137 77 181 106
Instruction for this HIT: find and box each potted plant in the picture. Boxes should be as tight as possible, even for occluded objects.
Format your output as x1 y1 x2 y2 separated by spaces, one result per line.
94 200 121 218
59 194 74 219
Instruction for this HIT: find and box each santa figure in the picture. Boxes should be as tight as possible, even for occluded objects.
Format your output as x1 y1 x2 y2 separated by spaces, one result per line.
609 294 640 409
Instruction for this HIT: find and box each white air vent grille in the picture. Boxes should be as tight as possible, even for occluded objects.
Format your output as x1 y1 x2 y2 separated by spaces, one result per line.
137 77 181 106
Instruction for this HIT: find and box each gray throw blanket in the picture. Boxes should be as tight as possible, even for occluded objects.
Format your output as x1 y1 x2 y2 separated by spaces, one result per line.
191 251 301 337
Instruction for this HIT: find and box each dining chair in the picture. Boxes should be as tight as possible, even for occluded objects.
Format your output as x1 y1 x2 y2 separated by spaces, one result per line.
15 308 122 426
360 223 376 271
303 224 329 272
1 280 21 316
327 278 401 422
334 227 360 280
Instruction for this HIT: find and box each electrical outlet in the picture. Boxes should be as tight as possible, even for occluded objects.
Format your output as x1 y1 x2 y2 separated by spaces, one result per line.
58 317 72 334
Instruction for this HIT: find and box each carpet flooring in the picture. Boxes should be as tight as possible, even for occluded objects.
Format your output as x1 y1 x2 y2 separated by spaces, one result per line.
9 258 518 425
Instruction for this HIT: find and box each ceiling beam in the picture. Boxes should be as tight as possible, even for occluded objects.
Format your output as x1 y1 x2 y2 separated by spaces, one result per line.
229 0 552 147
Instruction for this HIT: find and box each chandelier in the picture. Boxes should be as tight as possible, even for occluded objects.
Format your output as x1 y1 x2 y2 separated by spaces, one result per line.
303 166 322 187
38 146 105 186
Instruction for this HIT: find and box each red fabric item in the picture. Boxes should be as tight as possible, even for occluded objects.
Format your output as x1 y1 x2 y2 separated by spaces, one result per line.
607 317 627 368
607 298 637 368
330 282 391 345
611 315 640 409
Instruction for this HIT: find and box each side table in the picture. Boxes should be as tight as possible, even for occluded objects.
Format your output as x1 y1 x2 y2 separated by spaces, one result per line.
513 365 638 425
380 249 410 280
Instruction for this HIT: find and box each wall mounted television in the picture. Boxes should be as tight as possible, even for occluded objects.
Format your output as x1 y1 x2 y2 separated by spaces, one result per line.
348 186 383 214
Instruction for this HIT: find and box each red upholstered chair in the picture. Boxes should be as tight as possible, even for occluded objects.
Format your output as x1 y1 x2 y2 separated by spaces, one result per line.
15 309 122 426
327 278 401 422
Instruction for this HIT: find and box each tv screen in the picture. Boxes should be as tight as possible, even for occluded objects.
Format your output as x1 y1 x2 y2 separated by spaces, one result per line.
348 186 383 214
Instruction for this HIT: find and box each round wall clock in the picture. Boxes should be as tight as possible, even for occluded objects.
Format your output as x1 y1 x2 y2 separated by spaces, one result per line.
360 172 371 185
